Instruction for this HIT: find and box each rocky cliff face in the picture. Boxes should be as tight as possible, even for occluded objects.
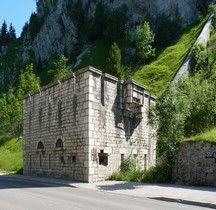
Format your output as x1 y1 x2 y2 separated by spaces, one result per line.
26 0 210 62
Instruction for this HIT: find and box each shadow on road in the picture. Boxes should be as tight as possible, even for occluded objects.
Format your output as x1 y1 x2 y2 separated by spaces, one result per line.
0 174 77 190
97 181 216 193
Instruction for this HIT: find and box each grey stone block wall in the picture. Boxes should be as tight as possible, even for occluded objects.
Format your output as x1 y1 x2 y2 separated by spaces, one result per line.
23 66 156 182
173 141 216 187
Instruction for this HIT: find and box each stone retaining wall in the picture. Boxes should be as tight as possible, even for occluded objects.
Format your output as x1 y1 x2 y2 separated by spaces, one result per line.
173 141 216 187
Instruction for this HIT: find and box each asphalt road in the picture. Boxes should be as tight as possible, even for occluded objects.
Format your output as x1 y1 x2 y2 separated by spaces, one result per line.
0 176 211 210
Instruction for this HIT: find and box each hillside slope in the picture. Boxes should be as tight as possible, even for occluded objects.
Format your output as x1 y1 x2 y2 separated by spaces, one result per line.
133 16 208 95
25 0 209 62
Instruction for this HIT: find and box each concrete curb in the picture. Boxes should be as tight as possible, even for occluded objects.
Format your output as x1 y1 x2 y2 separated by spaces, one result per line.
149 197 216 209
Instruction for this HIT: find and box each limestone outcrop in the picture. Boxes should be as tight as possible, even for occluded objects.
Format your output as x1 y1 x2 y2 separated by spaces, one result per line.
25 0 211 62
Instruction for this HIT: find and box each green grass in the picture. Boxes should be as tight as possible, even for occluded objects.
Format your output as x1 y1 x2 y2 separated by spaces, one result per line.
133 16 209 96
73 16 209 97
0 136 22 173
184 127 216 143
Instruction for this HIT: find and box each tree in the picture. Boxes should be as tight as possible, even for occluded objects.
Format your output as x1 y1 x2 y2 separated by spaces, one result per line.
108 42 125 80
90 1 108 41
0 95 10 134
149 72 216 164
8 23 16 41
17 64 40 99
0 20 8 46
7 88 22 136
105 5 128 42
190 43 207 75
136 21 155 64
48 55 72 81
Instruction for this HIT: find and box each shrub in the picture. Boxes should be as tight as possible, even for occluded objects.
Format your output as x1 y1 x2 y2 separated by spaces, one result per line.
120 155 136 173
141 158 172 183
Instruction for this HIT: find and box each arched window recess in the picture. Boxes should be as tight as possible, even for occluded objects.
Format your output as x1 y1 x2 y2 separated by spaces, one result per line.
37 141 45 153
55 138 65 151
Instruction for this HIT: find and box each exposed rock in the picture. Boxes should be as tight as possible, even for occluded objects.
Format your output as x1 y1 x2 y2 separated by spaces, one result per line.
25 0 212 62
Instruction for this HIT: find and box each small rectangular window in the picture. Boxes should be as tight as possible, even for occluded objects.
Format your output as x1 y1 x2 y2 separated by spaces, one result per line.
98 151 108 166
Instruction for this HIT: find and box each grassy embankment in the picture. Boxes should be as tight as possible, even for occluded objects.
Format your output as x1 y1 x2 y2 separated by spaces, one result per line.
184 127 216 143
133 16 208 96
0 136 22 173
73 17 208 96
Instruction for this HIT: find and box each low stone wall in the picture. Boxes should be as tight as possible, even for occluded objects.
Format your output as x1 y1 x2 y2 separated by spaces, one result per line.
173 141 216 187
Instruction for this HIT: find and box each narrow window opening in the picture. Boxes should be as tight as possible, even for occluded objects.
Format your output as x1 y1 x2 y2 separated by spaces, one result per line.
60 156 65 164
48 154 51 169
39 154 42 167
144 154 147 170
56 138 64 148
121 154 124 163
30 155 32 169
37 141 44 150
72 156 76 163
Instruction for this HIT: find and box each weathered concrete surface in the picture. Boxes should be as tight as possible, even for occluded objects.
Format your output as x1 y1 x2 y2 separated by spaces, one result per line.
173 141 216 187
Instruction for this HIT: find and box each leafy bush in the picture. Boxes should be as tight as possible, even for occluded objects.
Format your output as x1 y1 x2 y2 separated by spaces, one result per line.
110 158 172 183
120 155 136 173
0 136 22 173
190 43 207 74
141 159 172 183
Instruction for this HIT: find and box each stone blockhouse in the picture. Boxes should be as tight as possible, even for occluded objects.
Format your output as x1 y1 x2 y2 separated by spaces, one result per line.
22 66 156 182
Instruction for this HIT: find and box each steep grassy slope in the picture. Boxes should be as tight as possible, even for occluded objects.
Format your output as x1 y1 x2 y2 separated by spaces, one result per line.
0 136 22 173
75 17 208 97
184 127 216 143
133 16 208 96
